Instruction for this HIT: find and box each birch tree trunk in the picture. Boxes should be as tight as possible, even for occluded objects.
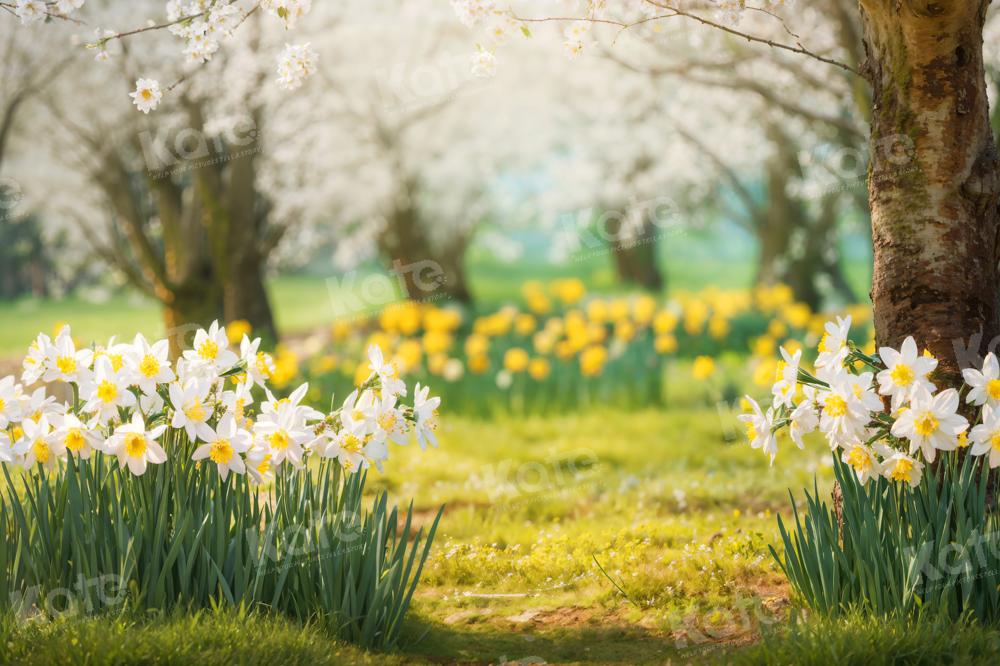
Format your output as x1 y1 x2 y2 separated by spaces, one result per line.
862 1 1000 384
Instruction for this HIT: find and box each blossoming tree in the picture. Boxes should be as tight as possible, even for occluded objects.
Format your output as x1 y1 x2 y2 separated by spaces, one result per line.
453 0 1000 385
1 1 320 347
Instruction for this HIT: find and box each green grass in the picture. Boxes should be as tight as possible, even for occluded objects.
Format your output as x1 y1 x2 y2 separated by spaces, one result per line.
0 365 832 663
719 614 1000 665
5 381 1000 663
0 609 400 665
0 242 873 358
0 276 344 358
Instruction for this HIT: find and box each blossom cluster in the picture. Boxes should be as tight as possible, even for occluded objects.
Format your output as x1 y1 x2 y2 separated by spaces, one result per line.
449 0 693 75
12 0 85 25
276 42 318 90
8 0 321 112
124 1 317 111
165 0 245 65
0 323 440 481
741 316 1000 488
449 0 801 75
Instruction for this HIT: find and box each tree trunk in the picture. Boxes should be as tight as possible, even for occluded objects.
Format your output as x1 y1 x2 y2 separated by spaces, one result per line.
433 239 475 304
224 250 277 344
783 194 858 309
155 179 224 358
219 120 278 343
163 278 224 358
608 215 664 291
755 131 806 300
379 203 474 305
862 1 1000 385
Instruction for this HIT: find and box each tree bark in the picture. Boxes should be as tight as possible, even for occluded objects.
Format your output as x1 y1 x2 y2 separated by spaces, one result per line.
379 200 474 305
862 1 1000 385
224 249 276 343
221 132 277 343
163 278 224 358
608 215 664 291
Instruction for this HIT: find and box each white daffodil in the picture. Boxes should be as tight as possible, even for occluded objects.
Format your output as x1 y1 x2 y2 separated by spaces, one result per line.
841 443 879 485
876 336 936 410
771 347 801 409
789 386 819 449
239 336 274 387
339 388 376 436
183 321 239 374
93 336 131 375
21 332 50 384
880 450 924 488
969 404 1000 468
818 371 881 448
221 380 254 426
252 406 313 468
139 390 165 415
126 333 174 395
0 375 21 429
43 327 94 384
0 430 14 464
412 383 440 450
49 412 101 460
104 413 168 476
18 386 62 425
963 352 1000 408
169 379 214 442
368 345 406 397
739 396 777 464
174 356 216 385
192 414 251 480
371 393 409 448
15 415 63 470
322 424 368 473
245 444 275 485
81 357 136 424
815 315 851 375
260 383 322 422
362 395 409 470
891 387 968 463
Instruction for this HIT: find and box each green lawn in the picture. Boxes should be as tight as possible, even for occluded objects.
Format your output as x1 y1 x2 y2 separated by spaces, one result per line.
5 385 999 664
0 399 797 664
0 234 906 663
0 364 822 664
4 363 1000 663
0 276 338 358
0 249 872 359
